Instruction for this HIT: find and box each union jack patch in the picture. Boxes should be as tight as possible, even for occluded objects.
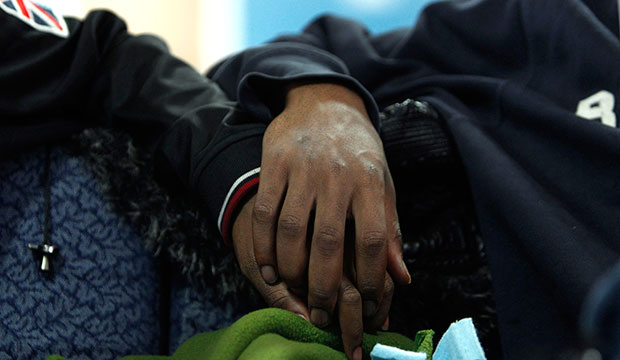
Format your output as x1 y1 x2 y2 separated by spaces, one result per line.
1 0 68 38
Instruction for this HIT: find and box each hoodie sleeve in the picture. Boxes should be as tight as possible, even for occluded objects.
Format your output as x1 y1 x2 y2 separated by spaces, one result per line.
205 3 530 238
0 8 263 238
203 15 418 238
205 16 404 126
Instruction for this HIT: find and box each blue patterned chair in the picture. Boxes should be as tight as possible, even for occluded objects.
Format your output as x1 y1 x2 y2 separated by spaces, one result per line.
0 130 257 359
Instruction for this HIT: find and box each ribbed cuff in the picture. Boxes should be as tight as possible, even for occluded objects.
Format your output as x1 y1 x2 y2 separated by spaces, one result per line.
240 72 381 128
218 167 260 242
196 132 263 241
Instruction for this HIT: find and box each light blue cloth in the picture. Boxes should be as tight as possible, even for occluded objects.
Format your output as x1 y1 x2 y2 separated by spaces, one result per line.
371 317 487 360
370 343 427 360
433 318 487 360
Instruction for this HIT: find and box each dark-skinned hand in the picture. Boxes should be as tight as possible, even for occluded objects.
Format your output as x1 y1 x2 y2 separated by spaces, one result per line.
253 82 409 310
232 195 396 360
231 83 410 359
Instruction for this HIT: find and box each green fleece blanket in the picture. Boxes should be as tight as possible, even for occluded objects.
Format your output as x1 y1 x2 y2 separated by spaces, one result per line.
48 308 434 360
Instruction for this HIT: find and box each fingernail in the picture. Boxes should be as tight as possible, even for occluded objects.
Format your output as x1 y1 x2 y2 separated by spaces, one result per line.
353 346 362 360
310 308 330 327
296 313 308 321
363 300 377 318
260 265 277 284
382 316 389 331
401 259 411 284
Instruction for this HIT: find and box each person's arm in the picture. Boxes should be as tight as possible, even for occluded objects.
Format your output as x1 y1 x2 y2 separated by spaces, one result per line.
1 9 225 145
211 2 532 359
207 15 419 360
209 0 529 248
207 15 419 120
0 8 283 284
209 0 525 112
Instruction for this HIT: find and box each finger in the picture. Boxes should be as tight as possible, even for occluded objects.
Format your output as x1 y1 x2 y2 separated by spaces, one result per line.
308 190 348 328
366 272 394 332
338 275 364 360
384 172 411 285
255 276 310 320
276 174 314 290
252 163 287 285
244 266 310 319
352 178 388 320
234 197 310 319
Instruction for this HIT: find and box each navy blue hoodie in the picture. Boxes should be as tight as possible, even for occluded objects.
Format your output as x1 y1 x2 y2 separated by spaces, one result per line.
208 0 620 358
0 9 267 241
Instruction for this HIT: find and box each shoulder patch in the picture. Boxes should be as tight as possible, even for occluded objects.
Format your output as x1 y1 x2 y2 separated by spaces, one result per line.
1 0 69 38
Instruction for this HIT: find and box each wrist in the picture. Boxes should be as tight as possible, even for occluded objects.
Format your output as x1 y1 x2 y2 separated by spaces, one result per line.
285 83 369 120
219 168 260 243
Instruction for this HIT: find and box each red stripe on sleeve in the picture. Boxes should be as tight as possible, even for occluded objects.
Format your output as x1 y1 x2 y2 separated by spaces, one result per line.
220 176 260 244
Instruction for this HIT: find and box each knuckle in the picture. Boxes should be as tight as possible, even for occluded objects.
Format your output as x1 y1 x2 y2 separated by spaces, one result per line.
341 286 362 306
360 231 386 257
367 171 386 188
358 279 380 296
364 161 381 175
310 286 335 305
361 151 385 165
267 288 290 309
328 159 347 176
253 201 276 225
314 226 343 255
358 161 386 188
278 214 304 238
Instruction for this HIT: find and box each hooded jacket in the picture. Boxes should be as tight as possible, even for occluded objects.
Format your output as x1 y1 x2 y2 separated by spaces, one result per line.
0 8 264 239
207 0 620 358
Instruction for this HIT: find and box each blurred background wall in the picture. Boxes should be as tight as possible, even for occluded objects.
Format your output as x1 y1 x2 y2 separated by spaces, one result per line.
54 0 434 72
